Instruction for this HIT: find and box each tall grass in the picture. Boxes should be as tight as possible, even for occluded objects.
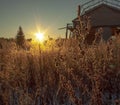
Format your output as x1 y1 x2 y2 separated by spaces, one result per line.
0 34 120 105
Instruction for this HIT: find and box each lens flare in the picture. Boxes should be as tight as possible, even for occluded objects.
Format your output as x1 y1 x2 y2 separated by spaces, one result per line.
35 32 44 42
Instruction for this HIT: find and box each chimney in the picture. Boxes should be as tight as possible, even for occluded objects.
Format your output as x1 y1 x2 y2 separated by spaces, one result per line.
77 5 81 17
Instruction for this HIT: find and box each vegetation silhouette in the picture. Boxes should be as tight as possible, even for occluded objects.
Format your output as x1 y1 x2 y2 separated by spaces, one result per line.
16 26 25 47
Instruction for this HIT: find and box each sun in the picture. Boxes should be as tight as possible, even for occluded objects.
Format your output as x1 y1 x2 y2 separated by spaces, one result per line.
35 32 44 42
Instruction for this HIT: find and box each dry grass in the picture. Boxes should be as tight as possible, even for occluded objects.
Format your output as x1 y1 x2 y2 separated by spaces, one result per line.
0 34 120 105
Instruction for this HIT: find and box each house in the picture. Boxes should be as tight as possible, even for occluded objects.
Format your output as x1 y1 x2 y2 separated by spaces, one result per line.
72 0 120 44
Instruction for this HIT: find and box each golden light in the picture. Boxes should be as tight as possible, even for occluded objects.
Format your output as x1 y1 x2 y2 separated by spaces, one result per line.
35 32 44 42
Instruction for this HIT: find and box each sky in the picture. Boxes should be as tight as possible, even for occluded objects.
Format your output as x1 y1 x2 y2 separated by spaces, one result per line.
0 0 88 39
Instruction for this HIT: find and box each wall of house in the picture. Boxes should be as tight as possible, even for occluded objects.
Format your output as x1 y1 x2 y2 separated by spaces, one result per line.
85 5 120 26
83 5 120 40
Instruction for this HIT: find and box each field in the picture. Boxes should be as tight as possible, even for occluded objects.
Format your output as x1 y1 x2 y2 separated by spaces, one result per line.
0 36 120 105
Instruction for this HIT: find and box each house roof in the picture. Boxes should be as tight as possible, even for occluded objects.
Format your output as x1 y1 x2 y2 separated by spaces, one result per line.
81 0 120 15
83 3 120 15
72 0 120 22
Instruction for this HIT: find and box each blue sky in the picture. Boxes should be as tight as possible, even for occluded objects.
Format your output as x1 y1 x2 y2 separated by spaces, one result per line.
0 0 86 39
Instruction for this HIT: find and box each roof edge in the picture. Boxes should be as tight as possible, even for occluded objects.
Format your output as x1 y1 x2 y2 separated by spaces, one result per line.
81 3 120 15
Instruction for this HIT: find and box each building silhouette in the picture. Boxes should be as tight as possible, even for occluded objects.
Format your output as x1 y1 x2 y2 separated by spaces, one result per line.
64 0 120 43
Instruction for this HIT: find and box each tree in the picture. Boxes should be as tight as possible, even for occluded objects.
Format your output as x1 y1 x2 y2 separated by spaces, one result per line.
16 26 25 47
